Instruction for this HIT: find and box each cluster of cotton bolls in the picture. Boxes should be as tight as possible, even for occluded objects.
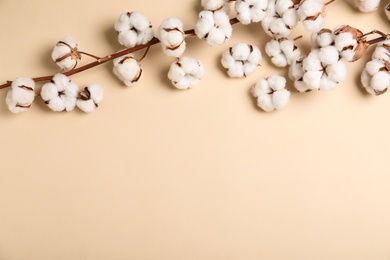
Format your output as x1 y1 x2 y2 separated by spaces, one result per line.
221 43 262 77
265 37 301 67
361 40 390 95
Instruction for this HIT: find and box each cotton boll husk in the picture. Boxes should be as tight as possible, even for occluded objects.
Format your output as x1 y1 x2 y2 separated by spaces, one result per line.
320 75 338 91
318 46 340 65
10 77 35 105
267 75 286 91
370 71 390 92
303 70 322 89
326 60 347 82
272 89 290 110
365 60 385 76
257 95 275 112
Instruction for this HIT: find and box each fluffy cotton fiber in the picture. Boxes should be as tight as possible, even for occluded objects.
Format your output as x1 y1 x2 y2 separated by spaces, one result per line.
221 43 262 77
168 56 206 89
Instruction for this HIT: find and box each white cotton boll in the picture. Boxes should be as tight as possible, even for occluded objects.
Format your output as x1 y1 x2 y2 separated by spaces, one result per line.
272 89 290 110
371 71 390 92
115 12 154 48
195 10 232 47
202 0 230 13
235 0 268 24
326 60 347 83
6 89 31 113
303 70 322 90
320 75 338 91
221 43 261 77
268 18 290 37
157 18 186 57
51 36 80 72
252 79 270 97
294 79 311 92
168 56 206 89
372 46 390 61
271 55 288 67
10 77 35 106
302 16 325 32
77 84 104 113
365 60 385 76
289 56 305 80
282 8 299 29
265 39 281 57
40 74 78 112
257 95 275 112
267 74 286 91
280 39 301 65
347 0 380 12
113 55 142 86
297 0 323 18
318 46 339 65
303 50 322 71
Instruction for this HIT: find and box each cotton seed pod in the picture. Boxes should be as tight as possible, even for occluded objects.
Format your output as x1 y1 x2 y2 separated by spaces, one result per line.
265 37 301 67
113 54 142 87
251 75 291 112
333 25 369 62
296 0 326 32
261 0 299 38
235 0 268 25
76 83 104 113
346 0 381 13
157 18 186 58
40 74 78 112
167 56 206 89
201 0 231 13
195 10 232 47
51 36 81 72
221 43 262 77
6 77 35 113
115 11 154 48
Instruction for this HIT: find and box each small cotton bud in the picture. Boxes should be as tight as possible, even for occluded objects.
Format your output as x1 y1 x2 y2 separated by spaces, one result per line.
168 56 206 89
51 36 81 72
251 75 290 112
235 0 268 25
6 77 35 113
115 12 154 48
113 54 143 87
346 0 381 13
195 10 232 47
296 0 325 32
157 18 186 57
40 74 78 112
77 83 104 113
221 43 262 77
265 37 301 67
333 25 369 62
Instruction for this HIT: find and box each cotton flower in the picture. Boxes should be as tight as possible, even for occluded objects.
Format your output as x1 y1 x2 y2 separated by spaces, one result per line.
167 56 206 89
261 0 299 37
346 0 381 13
115 11 154 48
201 0 231 13
221 43 262 77
235 0 268 25
301 49 346 91
251 75 291 112
6 77 35 113
386 4 390 21
157 18 186 57
333 25 369 62
265 37 301 67
40 74 78 112
76 83 104 112
296 0 325 32
51 36 81 72
113 54 142 87
195 10 233 47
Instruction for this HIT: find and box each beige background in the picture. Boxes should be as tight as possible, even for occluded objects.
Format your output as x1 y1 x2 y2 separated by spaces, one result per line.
1 0 390 259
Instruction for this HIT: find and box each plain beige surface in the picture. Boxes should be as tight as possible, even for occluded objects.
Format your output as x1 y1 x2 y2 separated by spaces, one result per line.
1 0 390 259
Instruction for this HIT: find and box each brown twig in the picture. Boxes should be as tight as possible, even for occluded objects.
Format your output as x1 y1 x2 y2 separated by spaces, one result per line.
0 17 240 90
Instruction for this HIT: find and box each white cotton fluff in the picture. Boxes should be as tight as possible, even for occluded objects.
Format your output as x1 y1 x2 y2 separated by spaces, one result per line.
386 4 390 21
296 0 325 32
265 37 301 67
201 0 231 13
6 77 35 113
261 0 298 37
311 29 334 48
221 43 262 77
251 75 290 112
195 10 232 47
318 46 340 65
113 54 142 87
115 12 154 48
346 0 381 12
289 56 311 92
235 0 268 24
40 74 78 112
51 36 80 72
76 83 104 113
168 56 206 89
372 40 390 61
334 31 356 61
157 18 186 57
